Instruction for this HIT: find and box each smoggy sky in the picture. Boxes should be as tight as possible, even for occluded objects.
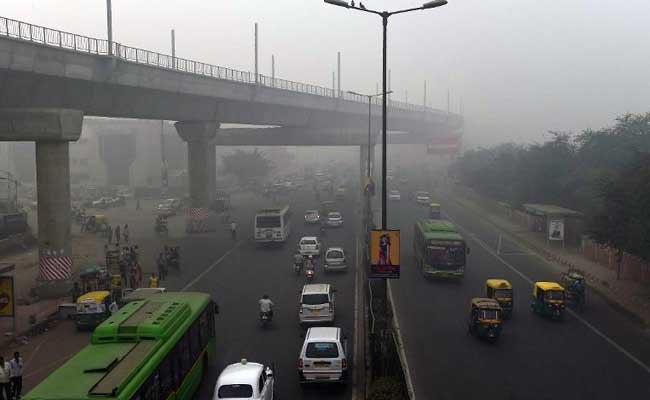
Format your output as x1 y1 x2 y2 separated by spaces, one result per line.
3 0 649 147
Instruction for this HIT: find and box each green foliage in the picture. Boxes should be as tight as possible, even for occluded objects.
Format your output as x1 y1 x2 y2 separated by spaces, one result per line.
589 152 650 263
368 376 408 400
221 149 273 183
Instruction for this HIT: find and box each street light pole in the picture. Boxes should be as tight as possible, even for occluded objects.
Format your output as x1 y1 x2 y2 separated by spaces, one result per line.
325 0 448 230
106 0 113 56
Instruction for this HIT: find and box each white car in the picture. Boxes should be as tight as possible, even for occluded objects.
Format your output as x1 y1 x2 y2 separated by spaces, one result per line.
324 247 346 271
299 284 336 324
91 197 112 208
213 359 275 400
415 191 431 204
388 190 401 201
298 327 348 384
298 236 321 257
326 212 343 228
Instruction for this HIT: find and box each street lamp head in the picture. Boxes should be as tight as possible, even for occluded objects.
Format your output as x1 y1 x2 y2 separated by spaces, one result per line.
324 0 350 8
422 0 448 9
384 90 394 95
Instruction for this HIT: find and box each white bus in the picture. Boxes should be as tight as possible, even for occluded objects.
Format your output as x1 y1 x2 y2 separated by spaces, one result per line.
254 205 292 243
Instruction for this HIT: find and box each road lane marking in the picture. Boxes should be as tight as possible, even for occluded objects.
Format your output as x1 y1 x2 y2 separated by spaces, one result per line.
387 281 417 400
447 213 650 376
181 240 244 291
497 233 503 255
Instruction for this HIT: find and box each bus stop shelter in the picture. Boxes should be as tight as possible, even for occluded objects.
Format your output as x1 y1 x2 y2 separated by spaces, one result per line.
522 204 584 247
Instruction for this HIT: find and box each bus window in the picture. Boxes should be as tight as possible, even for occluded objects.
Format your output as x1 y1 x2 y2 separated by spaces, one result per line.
190 321 201 359
179 335 192 376
159 356 173 399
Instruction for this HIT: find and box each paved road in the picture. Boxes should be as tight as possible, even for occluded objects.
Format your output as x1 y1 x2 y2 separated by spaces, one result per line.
389 187 650 400
23 188 359 400
166 188 359 400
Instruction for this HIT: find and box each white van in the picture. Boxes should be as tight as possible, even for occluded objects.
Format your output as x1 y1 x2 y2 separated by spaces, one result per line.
298 327 348 384
299 284 335 325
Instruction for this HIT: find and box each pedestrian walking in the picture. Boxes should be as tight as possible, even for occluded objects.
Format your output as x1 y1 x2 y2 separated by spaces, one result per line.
133 262 143 288
0 357 10 400
107 225 113 244
157 252 167 281
70 282 81 304
114 225 121 245
123 224 130 244
9 352 22 400
149 272 159 288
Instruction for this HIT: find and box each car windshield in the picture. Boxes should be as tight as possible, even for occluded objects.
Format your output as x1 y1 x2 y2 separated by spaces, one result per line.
217 384 253 398
306 211 318 216
302 293 329 305
306 342 339 358
545 290 564 300
328 213 341 218
417 192 429 196
327 250 344 259
301 239 317 245
256 216 281 228
426 246 465 268
479 309 499 320
495 289 512 299
390 191 399 195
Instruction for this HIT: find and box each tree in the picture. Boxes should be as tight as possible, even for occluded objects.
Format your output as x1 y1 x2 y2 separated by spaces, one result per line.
589 152 650 278
221 149 273 183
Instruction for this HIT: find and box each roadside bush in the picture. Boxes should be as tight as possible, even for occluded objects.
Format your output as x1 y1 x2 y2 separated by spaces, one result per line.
368 376 408 400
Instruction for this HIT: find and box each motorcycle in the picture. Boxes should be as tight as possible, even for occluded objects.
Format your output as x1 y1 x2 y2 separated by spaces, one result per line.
260 310 273 326
293 262 303 274
306 268 314 282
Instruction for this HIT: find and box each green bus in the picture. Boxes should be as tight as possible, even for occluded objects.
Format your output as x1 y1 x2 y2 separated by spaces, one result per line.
26 292 217 400
413 219 469 278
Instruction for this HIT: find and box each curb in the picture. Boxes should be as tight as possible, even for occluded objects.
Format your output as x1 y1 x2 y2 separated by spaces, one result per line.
446 187 650 328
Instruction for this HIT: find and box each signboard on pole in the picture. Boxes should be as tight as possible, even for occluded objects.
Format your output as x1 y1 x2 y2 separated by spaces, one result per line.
548 219 564 241
369 230 400 279
0 276 15 318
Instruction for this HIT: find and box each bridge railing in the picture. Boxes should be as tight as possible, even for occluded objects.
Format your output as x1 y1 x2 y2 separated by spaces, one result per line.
0 16 458 120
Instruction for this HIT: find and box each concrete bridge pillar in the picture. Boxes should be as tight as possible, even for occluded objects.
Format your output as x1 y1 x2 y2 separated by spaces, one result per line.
175 121 218 208
0 108 83 265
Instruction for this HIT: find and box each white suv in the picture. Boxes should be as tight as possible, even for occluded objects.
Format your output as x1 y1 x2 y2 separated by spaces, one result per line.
298 327 348 384
324 247 346 272
298 236 321 257
299 284 336 325
213 359 274 400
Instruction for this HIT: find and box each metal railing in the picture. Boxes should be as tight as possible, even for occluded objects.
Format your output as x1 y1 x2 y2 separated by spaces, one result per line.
0 15 454 118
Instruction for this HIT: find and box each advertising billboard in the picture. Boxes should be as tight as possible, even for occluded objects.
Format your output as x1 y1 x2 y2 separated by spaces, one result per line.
0 276 14 318
370 229 400 279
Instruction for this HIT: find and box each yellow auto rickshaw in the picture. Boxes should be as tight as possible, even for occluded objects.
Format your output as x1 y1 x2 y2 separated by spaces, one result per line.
74 290 111 331
531 282 566 319
429 203 441 219
84 214 109 233
468 298 503 342
486 279 513 319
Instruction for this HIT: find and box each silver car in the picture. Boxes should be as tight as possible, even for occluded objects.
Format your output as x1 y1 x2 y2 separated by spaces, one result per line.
324 247 346 271
326 212 343 227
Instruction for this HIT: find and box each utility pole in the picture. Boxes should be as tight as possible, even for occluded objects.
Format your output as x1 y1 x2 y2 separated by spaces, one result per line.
332 71 336 95
171 29 176 69
424 80 427 108
405 89 408 104
388 69 391 102
271 55 275 86
254 23 259 85
337 52 341 97
106 0 113 56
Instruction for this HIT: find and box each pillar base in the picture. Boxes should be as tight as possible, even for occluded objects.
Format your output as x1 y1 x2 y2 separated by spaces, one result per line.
175 121 219 208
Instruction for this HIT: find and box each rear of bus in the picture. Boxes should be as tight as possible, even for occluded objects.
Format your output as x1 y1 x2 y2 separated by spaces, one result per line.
255 207 289 243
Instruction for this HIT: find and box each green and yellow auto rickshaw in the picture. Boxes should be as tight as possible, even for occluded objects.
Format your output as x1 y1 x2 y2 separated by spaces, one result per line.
486 279 513 319
74 290 111 331
429 203 441 219
468 298 503 342
531 282 566 319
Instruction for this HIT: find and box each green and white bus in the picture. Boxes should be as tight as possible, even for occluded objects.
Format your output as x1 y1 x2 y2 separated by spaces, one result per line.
413 219 469 278
26 292 217 400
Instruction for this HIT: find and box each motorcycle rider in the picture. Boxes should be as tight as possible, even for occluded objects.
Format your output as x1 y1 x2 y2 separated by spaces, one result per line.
293 252 304 271
259 294 274 319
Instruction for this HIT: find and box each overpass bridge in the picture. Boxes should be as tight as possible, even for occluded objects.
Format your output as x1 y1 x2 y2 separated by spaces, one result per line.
0 16 462 264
